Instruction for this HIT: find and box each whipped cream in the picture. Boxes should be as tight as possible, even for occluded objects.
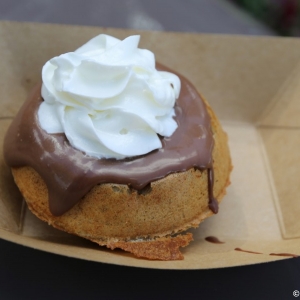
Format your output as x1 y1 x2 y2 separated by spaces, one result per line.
38 34 181 159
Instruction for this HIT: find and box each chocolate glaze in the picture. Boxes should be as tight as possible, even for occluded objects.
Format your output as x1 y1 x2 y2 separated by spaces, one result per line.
205 236 225 244
4 65 217 216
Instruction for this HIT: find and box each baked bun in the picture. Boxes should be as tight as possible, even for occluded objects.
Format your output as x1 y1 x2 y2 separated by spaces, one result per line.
9 97 231 260
4 34 231 260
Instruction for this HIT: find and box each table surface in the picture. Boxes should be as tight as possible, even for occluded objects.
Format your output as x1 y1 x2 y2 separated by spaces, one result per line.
0 1 299 299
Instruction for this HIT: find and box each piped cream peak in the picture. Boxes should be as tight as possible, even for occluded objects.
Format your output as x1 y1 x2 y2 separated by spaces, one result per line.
38 34 181 159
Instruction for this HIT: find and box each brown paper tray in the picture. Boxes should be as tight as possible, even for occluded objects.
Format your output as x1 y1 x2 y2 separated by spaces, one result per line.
1 21 300 269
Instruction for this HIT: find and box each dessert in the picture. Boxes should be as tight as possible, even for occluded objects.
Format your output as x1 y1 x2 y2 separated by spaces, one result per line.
3 34 231 260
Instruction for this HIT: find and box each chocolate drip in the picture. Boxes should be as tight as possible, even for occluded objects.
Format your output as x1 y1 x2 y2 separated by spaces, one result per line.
4 64 217 216
207 168 218 213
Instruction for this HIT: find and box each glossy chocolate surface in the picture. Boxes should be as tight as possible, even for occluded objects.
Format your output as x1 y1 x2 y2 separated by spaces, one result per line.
4 65 217 216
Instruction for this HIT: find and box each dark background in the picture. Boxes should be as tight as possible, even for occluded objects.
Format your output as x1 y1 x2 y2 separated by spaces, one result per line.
1 1 300 299
1 239 300 299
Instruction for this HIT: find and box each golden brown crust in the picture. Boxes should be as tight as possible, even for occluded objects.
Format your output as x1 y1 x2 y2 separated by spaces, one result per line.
11 99 232 260
106 233 193 260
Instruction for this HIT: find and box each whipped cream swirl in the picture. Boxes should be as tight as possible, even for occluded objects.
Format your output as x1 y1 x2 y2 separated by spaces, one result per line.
38 34 180 159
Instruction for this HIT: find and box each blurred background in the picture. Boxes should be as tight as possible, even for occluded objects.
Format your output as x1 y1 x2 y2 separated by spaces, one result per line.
0 0 299 37
229 0 300 36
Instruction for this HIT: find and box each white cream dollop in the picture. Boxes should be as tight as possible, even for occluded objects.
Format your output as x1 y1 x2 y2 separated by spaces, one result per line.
38 34 180 159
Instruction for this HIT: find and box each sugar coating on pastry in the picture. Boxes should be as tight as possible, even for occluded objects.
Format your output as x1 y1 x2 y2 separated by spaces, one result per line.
4 34 232 260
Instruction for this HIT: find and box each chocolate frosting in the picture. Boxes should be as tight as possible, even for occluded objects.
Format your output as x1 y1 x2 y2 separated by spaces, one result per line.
4 65 217 216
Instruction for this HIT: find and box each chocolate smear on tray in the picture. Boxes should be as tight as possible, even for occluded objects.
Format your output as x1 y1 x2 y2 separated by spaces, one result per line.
269 253 299 258
205 236 225 244
235 248 262 255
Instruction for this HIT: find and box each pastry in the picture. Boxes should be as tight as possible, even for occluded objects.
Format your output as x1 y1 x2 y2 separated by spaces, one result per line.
3 34 231 260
